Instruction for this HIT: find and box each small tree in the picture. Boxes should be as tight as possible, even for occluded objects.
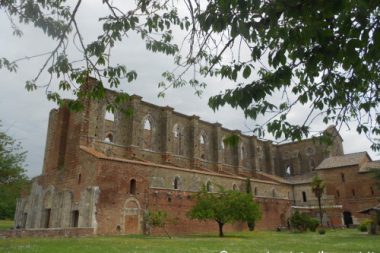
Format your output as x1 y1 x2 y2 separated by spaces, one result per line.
145 210 172 238
311 175 325 225
188 186 261 237
290 211 319 232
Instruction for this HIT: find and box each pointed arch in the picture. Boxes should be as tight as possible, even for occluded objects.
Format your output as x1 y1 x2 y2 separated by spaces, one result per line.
199 130 207 160
173 123 183 155
142 115 154 149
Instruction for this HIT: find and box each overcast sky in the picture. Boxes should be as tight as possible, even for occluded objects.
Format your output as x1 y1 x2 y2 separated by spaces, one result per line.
1 1 379 178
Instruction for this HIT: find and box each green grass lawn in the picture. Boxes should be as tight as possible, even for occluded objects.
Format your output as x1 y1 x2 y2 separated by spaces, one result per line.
0 229 378 253
0 220 13 230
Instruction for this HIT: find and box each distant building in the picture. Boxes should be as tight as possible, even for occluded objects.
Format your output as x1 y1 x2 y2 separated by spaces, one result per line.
14 78 380 235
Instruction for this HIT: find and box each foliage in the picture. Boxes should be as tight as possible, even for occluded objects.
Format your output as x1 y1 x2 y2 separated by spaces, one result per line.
311 175 325 225
318 228 326 235
245 178 255 231
145 210 171 238
188 186 261 237
358 219 373 232
1 1 380 147
0 122 29 219
290 211 319 232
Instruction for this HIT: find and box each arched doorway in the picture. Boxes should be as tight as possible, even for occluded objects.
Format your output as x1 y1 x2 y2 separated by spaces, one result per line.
124 197 141 234
343 211 353 228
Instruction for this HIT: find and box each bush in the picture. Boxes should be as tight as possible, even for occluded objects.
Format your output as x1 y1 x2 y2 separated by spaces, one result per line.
290 211 320 232
358 219 372 232
318 228 326 235
308 218 319 232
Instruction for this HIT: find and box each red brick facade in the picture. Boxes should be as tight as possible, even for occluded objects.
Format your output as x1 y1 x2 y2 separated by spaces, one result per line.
13 78 380 236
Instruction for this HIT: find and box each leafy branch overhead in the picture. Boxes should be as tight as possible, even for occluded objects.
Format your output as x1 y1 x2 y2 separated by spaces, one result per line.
1 0 380 148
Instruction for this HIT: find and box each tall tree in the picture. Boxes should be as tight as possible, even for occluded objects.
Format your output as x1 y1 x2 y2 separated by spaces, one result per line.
188 186 261 237
0 122 29 219
1 1 379 148
245 177 255 231
311 175 325 226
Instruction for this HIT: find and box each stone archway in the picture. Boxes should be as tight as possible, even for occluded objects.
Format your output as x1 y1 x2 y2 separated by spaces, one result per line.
124 197 142 235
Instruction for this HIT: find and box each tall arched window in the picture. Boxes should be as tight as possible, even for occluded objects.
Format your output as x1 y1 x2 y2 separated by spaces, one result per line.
143 117 153 149
199 131 207 159
173 124 183 155
130 179 136 195
285 165 292 176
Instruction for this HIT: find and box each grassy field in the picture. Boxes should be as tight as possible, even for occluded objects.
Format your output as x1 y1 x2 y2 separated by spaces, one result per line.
0 220 13 230
0 229 379 253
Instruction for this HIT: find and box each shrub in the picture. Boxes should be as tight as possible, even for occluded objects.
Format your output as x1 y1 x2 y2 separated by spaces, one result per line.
290 211 319 232
308 218 320 232
358 219 372 232
318 228 326 235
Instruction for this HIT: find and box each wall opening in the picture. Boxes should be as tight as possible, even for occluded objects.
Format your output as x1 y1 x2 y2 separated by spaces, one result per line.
143 118 152 149
343 211 353 228
336 190 340 198
199 133 207 160
71 210 79 227
173 124 183 155
206 181 212 192
104 133 113 143
105 111 115 121
78 173 82 184
254 187 258 196
174 177 180 190
302 191 307 202
44 208 51 228
341 173 345 183
351 189 356 197
233 184 238 191
130 179 137 195
285 165 292 176
370 186 375 196
22 213 28 228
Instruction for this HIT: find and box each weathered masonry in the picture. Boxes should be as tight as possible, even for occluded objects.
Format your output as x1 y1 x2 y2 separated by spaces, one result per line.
14 78 380 236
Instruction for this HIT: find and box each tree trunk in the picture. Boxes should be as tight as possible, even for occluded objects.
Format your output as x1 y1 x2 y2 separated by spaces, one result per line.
318 196 323 226
218 222 224 237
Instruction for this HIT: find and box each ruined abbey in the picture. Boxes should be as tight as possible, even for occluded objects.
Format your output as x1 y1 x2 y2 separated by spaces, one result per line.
13 78 380 236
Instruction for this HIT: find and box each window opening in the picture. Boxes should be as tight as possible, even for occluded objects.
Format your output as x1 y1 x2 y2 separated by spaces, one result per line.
302 191 307 202
44 208 51 228
174 177 180 190
71 210 79 227
206 181 212 192
130 179 137 195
